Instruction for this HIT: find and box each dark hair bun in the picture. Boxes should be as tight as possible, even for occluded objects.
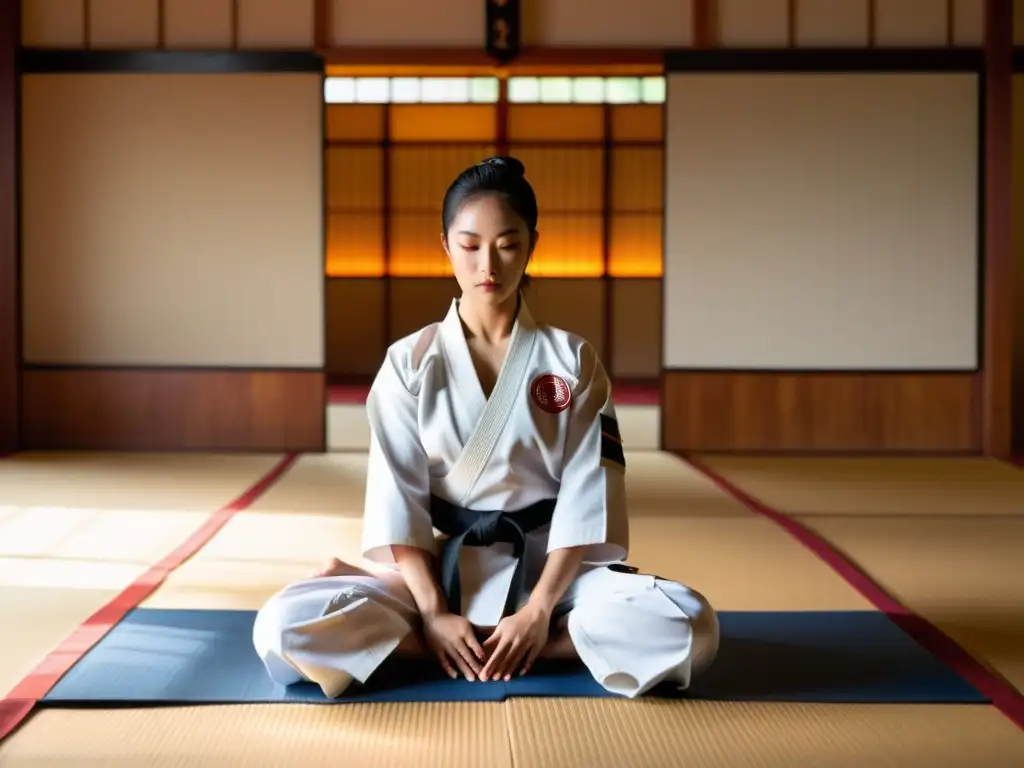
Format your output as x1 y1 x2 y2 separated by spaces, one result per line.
443 154 538 236
480 156 525 177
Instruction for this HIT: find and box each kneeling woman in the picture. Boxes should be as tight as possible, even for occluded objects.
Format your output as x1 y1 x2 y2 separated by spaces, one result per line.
253 157 720 697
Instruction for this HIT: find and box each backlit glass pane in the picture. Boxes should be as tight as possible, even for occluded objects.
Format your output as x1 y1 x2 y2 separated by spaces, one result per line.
355 77 389 103
508 76 540 102
421 77 470 103
572 77 605 103
539 77 573 103
324 77 355 103
470 77 500 103
390 77 420 103
606 77 640 104
641 76 666 103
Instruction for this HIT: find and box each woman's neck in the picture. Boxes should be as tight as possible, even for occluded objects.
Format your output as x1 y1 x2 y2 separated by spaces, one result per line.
458 293 519 345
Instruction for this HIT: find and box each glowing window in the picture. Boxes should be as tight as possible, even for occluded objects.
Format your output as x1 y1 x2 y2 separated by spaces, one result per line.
539 77 573 103
641 76 666 104
470 77 500 103
390 77 420 103
324 77 500 104
506 76 664 104
572 77 605 103
605 77 640 104
324 77 356 103
355 78 390 103
508 76 540 103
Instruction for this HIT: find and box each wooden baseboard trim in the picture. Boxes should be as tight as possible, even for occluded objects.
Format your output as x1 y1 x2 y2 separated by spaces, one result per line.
22 367 325 452
662 370 980 452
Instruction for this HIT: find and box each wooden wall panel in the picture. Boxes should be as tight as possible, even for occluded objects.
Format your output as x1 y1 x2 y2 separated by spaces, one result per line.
326 278 386 380
389 278 458 342
21 369 325 452
794 0 869 46
662 372 980 453
875 0 947 46
0 0 15 452
523 0 693 47
610 278 660 379
1013 75 1024 455
330 0 484 47
21 0 86 47
953 0 984 45
164 0 235 49
88 0 160 48
237 0 314 48
527 279 606 360
717 0 790 47
323 277 663 380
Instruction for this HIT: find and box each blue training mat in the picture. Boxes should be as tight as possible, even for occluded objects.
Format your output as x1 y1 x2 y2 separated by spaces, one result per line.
40 609 988 706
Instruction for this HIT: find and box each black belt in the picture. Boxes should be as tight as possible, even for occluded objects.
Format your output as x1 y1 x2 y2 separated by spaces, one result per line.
430 495 557 620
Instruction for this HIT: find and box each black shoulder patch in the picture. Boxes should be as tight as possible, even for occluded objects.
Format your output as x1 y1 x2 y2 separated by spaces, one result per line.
600 414 625 468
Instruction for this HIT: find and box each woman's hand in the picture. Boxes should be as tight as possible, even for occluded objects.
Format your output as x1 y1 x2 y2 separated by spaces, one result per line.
479 602 551 681
422 611 486 681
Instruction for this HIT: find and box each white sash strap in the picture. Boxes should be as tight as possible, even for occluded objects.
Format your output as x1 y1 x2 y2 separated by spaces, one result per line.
436 311 537 506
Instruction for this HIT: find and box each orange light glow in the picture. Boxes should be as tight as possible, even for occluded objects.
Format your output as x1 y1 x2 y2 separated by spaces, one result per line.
326 105 385 141
608 214 663 277
325 99 664 279
326 212 385 277
389 106 497 143
528 214 605 277
611 104 663 141
508 105 605 142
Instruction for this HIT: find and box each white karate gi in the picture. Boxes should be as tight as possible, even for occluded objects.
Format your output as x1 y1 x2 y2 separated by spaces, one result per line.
253 298 719 698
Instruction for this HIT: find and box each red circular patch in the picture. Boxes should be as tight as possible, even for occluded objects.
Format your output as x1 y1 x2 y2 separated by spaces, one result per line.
531 374 572 414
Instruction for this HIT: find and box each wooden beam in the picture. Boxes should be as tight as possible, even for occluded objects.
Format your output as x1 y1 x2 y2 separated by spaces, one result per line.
982 0 1013 458
319 46 664 69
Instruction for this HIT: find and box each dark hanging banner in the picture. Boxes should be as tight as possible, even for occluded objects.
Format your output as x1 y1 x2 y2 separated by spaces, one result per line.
486 0 521 63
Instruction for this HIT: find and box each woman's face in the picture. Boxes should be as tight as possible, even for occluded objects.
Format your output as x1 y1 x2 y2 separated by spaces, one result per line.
442 193 536 308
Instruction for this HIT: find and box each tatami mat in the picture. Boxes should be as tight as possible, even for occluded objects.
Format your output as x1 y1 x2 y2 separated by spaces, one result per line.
143 452 870 612
686 455 1024 693
0 703 512 768
628 517 873 612
0 452 284 510
506 698 1024 767
3 450 1022 765
695 456 1024 517
798 515 1024 692
0 452 283 696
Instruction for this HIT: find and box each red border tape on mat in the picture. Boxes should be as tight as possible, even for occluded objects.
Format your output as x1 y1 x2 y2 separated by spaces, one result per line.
678 452 1024 731
0 452 299 744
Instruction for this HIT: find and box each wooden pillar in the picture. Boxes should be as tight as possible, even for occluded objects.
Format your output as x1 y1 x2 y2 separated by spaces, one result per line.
982 0 1013 458
314 0 331 50
692 0 717 48
0 0 18 454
